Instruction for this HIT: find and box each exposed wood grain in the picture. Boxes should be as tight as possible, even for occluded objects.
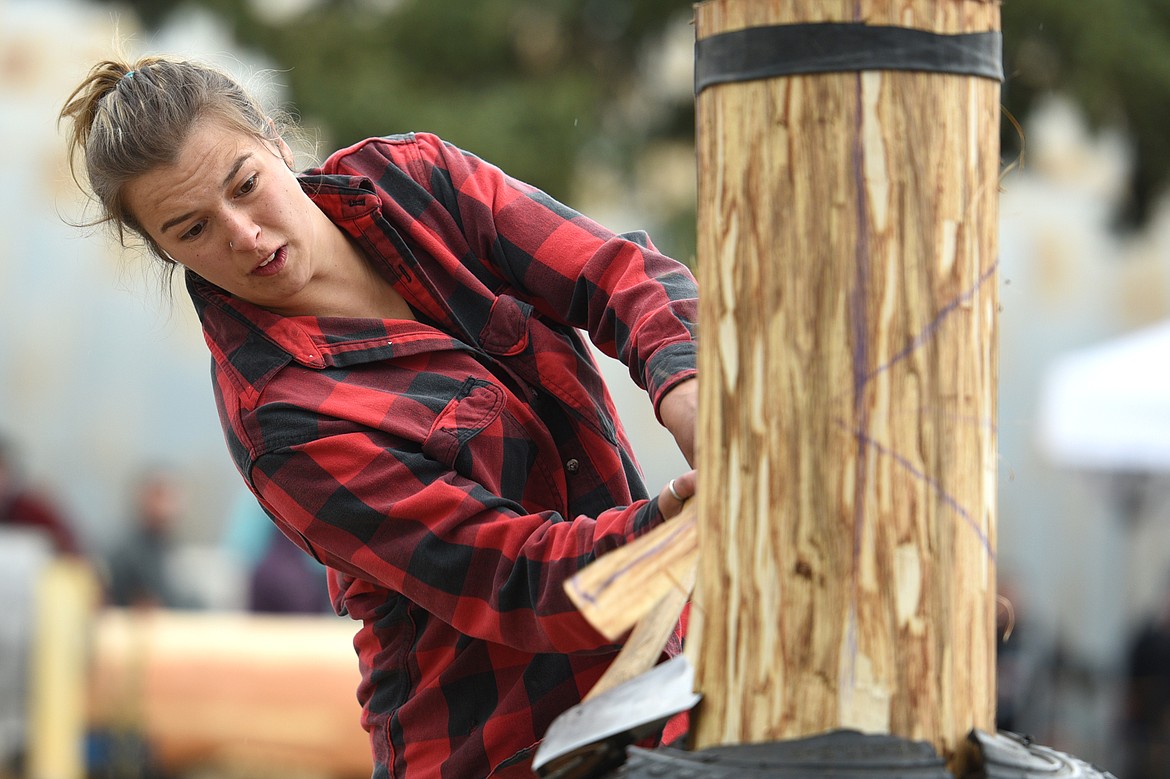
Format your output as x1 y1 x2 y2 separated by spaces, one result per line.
690 1 1000 771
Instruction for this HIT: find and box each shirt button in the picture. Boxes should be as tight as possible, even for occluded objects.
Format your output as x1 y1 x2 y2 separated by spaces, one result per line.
565 458 580 474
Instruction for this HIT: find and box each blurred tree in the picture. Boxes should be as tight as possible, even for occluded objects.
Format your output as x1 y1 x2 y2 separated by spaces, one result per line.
96 0 1170 233
1002 1 1170 228
100 0 691 213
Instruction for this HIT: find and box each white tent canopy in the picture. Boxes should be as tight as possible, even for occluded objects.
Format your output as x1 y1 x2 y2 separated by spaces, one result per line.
1037 319 1170 472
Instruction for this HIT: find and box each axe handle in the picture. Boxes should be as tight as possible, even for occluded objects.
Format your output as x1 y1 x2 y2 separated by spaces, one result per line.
565 500 698 641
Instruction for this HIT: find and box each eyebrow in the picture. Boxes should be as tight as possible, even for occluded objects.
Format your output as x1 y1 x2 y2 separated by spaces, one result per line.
159 152 254 235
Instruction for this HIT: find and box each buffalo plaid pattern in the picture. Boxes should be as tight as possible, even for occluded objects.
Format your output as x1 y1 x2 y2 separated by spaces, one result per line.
186 133 698 778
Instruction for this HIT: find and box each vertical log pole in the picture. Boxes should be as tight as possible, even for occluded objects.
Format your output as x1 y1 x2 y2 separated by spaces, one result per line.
690 0 1001 771
28 560 98 779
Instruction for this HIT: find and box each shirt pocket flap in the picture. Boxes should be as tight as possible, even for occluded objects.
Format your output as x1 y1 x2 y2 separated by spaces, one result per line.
478 295 532 357
421 377 507 467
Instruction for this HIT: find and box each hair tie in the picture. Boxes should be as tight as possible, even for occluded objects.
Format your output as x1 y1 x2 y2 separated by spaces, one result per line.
124 70 135 80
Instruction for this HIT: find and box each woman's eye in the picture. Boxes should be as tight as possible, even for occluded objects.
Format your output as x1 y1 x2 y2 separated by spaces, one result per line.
180 222 205 241
238 174 257 196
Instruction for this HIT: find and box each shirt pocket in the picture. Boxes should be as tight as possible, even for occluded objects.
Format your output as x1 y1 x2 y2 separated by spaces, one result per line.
420 377 507 476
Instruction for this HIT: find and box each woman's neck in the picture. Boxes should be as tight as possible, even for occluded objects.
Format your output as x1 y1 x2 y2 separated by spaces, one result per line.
276 230 416 322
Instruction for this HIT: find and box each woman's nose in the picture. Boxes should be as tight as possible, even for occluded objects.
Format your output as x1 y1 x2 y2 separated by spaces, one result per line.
226 217 260 252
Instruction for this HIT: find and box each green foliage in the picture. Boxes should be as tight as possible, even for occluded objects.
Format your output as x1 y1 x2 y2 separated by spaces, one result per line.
1002 0 1170 226
100 0 1170 232
117 0 688 194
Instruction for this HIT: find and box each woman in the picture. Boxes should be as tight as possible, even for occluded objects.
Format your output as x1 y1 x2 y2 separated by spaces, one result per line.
61 56 698 778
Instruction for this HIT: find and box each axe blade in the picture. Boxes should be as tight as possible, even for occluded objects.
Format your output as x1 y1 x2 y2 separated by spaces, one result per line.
532 654 700 778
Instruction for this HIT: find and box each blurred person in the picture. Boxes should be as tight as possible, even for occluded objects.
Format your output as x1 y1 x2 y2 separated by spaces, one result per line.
60 55 698 778
1123 572 1170 779
250 527 334 614
105 466 195 609
223 491 331 614
0 434 81 557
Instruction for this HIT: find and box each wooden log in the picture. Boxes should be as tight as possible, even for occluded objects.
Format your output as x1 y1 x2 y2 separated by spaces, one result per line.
689 1 1001 771
87 609 371 779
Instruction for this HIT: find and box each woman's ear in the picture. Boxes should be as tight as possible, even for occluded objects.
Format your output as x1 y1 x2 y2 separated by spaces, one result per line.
277 136 295 170
267 118 295 169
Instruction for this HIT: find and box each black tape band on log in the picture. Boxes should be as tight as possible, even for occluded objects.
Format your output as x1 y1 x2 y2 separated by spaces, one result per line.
695 22 1003 94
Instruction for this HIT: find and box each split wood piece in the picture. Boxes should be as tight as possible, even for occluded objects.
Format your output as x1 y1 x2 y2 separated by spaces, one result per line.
565 499 697 642
583 580 693 702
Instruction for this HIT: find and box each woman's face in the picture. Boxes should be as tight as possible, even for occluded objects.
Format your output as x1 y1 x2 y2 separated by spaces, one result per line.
124 118 329 314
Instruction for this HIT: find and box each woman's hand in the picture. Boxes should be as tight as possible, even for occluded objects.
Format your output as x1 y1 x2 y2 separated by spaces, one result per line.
657 468 696 520
659 378 697 466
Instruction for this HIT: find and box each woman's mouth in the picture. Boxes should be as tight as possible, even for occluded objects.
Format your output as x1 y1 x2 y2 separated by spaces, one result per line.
252 246 288 277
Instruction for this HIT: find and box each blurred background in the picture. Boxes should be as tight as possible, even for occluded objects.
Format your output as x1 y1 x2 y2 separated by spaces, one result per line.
4 0 1170 777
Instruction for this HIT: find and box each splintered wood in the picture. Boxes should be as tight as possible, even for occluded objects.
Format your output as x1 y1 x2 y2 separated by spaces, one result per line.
566 500 697 641
690 0 1001 770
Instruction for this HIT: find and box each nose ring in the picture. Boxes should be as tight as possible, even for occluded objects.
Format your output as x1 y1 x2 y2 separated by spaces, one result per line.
229 240 234 249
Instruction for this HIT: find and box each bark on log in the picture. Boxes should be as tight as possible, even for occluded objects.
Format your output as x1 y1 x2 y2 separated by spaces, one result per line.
689 1 1001 771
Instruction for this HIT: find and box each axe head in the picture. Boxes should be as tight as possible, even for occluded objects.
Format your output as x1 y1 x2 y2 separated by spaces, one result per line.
532 654 700 779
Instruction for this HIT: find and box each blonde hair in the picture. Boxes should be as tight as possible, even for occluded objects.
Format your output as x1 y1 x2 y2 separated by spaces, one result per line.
59 55 291 268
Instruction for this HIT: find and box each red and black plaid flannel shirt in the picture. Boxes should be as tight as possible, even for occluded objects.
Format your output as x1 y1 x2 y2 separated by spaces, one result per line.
186 133 698 778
